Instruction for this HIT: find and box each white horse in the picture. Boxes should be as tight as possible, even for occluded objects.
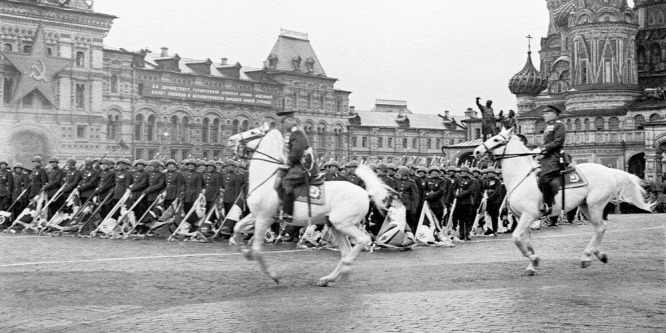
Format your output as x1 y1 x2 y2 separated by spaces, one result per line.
227 123 391 286
473 127 654 275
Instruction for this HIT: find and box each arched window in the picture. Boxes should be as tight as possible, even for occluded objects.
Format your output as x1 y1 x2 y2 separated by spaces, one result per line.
135 114 144 141
574 118 582 131
650 113 661 122
317 126 326 148
110 75 118 93
608 117 620 130
212 118 220 143
535 119 546 134
3 43 12 52
334 128 343 148
584 118 590 130
75 83 85 109
107 115 118 140
232 119 240 134
171 116 179 143
23 45 31 53
594 117 605 130
181 116 190 142
146 115 155 141
566 119 572 131
202 118 210 143
635 114 646 129
76 51 85 67
241 120 249 132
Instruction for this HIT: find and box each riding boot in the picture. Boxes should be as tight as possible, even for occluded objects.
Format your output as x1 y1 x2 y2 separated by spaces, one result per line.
280 192 295 222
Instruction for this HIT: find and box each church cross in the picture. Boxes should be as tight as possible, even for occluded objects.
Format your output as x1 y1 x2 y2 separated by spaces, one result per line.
526 35 533 53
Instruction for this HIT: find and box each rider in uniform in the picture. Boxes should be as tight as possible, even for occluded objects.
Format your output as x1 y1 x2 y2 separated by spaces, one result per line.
278 122 318 222
532 105 566 216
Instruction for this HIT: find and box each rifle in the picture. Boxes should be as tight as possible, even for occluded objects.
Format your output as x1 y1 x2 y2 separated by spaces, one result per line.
124 191 166 238
168 191 206 241
90 189 131 237
211 191 245 239
73 192 113 236
31 184 67 231
470 190 487 237
445 189 460 239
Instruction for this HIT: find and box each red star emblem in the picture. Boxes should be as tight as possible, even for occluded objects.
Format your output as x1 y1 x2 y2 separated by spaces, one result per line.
0 23 73 107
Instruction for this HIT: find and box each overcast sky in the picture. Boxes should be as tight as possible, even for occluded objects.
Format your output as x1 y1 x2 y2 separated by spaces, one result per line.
95 0 632 117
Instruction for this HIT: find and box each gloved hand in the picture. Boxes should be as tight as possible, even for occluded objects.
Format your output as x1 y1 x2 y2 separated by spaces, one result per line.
531 147 542 155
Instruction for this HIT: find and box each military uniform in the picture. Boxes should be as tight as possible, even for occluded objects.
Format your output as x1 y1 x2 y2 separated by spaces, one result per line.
44 162 65 219
78 166 100 203
483 172 503 233
323 171 347 181
424 175 447 221
129 163 149 218
182 165 204 223
221 168 244 213
539 118 566 209
109 167 133 219
29 166 49 198
203 167 222 212
391 175 420 232
142 168 166 215
11 165 29 224
163 165 185 210
93 164 115 219
0 165 14 211
453 172 478 240
281 128 318 217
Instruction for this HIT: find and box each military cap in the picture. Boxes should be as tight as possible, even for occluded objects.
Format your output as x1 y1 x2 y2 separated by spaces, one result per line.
13 162 23 169
66 158 77 165
322 161 331 168
100 158 114 165
165 159 177 166
428 166 440 173
416 166 427 173
49 156 59 163
133 159 147 167
32 156 43 163
377 162 388 170
387 163 397 170
544 105 563 114
397 166 410 175
405 162 414 169
329 161 340 168
84 157 94 165
460 166 470 173
347 161 359 168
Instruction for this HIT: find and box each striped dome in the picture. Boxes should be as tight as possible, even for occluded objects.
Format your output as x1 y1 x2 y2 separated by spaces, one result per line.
509 51 547 96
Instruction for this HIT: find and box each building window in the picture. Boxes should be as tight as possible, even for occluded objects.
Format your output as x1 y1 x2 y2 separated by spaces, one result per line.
320 94 325 109
388 137 393 148
352 136 357 147
181 116 190 142
427 139 432 149
107 115 118 140
203 151 209 159
3 43 12 52
377 137 383 148
171 116 179 142
76 51 85 67
23 45 31 53
110 75 118 93
77 125 86 139
575 119 582 131
293 93 298 109
362 136 367 148
594 117 605 130
336 99 341 112
75 83 85 109
47 47 52 56
412 138 417 149
566 119 572 131
608 117 620 130
317 127 326 148
212 118 220 143
135 148 144 160
475 128 481 139
232 119 240 134
170 149 178 160
635 114 645 129
649 113 661 122
135 114 144 141
148 149 156 160
146 115 155 141
584 118 590 130
307 93 312 109
241 119 249 132
436 139 441 149
202 118 210 143
213 150 220 159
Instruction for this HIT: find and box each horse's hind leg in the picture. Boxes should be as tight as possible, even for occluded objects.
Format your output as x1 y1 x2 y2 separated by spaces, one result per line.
578 205 608 268
317 227 352 287
512 214 540 276
247 216 279 284
321 219 371 285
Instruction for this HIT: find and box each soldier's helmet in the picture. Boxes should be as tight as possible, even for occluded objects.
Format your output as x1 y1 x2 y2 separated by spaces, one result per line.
66 158 77 165
84 157 94 165
207 160 216 167
397 166 411 176
197 160 207 166
118 158 131 166
165 159 177 167
471 167 480 173
487 167 497 175
416 166 427 173
100 158 114 165
13 162 23 169
347 161 359 168
368 163 377 171
224 159 235 167
428 166 440 173
149 160 163 168
134 159 147 167
49 156 59 163
405 162 414 169
329 161 340 168
387 163 397 170
454 167 462 172
460 166 470 173
184 159 197 166
377 162 388 170
32 156 43 163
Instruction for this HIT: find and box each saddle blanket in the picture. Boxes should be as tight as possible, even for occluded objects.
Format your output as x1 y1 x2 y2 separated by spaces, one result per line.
561 168 588 189
295 184 326 205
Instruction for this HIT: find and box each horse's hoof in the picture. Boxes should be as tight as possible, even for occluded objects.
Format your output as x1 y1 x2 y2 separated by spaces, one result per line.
242 249 253 260
317 279 330 287
270 274 280 285
524 268 536 276
530 255 540 268
580 260 591 268
598 253 608 264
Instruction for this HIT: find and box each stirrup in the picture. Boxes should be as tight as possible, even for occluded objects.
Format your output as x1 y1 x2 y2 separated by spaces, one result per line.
539 203 551 215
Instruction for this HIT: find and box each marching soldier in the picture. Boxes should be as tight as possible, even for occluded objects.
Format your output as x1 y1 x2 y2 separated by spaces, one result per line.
424 166 447 221
109 158 132 219
43 157 65 219
203 160 222 213
163 159 185 210
377 162 395 188
483 168 503 236
386 163 397 180
11 163 29 224
92 158 115 219
129 159 149 219
323 161 346 181
141 160 166 220
392 166 420 232
413 166 428 216
218 159 246 236
0 161 14 212
182 159 204 226
344 161 364 187
60 158 82 214
452 166 478 241
29 156 49 199
77 158 100 205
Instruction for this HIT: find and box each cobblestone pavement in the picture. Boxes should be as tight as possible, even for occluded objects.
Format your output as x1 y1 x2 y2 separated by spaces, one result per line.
1 214 664 332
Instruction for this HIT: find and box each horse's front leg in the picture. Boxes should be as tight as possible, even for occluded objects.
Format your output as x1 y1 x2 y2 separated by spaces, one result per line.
249 216 279 284
578 206 608 268
512 214 540 276
325 220 371 283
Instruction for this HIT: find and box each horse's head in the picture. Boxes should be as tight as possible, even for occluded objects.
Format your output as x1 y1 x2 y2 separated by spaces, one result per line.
226 122 272 159
473 127 515 160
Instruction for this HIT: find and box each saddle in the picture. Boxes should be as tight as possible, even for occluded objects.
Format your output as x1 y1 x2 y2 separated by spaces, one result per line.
294 184 326 205
560 167 588 189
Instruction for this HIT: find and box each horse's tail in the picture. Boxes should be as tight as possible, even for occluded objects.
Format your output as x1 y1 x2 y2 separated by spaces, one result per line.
609 168 656 212
355 165 392 211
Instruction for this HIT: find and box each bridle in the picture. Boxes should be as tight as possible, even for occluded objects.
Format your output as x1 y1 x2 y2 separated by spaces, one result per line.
234 128 284 165
481 132 537 162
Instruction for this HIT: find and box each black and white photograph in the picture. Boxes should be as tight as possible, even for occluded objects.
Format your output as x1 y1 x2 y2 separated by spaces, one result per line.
0 0 664 332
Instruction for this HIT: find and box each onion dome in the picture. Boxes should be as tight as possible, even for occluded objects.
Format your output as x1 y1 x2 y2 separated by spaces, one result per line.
509 51 547 96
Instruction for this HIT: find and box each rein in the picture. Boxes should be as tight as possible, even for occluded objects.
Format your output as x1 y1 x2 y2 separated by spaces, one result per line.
234 128 286 199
